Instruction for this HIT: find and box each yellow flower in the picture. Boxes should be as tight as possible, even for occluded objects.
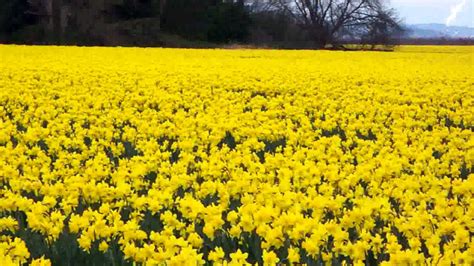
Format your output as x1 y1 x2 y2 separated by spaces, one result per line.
287 247 300 264
262 250 279 266
229 249 249 265
77 234 92 252
31 256 52 266
0 254 17 266
187 232 203 248
0 45 472 265
227 211 239 224
208 247 225 263
302 240 319 258
123 242 139 261
0 217 18 233
98 241 109 253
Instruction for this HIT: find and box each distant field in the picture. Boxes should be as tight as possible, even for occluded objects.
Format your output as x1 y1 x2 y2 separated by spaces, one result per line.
0 45 473 265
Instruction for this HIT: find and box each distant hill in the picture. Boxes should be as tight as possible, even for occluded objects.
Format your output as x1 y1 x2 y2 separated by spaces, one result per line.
407 23 474 39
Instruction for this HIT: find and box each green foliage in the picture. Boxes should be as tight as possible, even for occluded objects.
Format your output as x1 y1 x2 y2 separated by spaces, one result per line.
112 0 162 20
0 0 37 38
159 0 250 43
0 0 403 48
0 0 251 45
207 2 251 43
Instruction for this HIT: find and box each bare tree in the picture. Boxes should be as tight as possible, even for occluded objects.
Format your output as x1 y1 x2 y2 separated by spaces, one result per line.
160 0 167 15
264 0 402 47
25 0 61 42
359 8 404 48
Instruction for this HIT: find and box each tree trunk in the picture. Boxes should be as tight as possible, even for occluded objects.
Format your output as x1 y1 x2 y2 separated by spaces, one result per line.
311 26 330 48
51 0 62 44
160 0 167 15
159 0 167 29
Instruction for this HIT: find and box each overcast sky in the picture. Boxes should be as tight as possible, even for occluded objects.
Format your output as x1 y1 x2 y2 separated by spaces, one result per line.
390 0 473 27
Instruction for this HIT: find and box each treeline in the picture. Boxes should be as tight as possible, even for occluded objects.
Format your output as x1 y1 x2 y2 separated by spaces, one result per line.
0 0 405 48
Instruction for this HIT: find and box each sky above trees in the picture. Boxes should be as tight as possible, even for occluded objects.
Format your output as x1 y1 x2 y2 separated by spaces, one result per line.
391 0 473 26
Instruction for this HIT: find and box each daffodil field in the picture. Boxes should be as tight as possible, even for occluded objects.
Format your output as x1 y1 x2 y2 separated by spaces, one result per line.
0 45 473 265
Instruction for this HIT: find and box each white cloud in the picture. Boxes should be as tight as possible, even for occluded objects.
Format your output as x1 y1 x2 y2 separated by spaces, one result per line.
390 0 459 6
389 0 473 27
445 0 468 26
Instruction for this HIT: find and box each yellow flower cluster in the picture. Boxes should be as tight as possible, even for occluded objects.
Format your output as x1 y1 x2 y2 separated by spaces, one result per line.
0 45 473 265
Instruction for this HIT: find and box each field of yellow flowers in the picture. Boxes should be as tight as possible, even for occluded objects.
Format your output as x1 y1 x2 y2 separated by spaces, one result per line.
0 45 473 265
